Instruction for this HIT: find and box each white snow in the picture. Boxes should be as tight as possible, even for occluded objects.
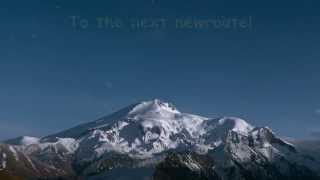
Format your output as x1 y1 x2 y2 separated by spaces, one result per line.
54 138 79 153
184 154 201 171
62 100 265 161
0 153 7 170
35 137 79 154
3 99 302 170
20 136 40 146
129 99 180 116
24 153 37 171
9 146 19 161
218 117 254 134
73 99 213 160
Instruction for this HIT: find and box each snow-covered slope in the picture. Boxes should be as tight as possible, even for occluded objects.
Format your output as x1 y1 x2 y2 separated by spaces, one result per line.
2 99 320 180
5 136 40 146
46 99 263 161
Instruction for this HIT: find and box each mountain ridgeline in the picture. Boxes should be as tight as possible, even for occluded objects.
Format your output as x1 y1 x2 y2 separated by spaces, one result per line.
1 99 319 180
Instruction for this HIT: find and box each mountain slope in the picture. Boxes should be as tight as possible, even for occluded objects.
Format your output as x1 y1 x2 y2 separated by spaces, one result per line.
1 99 320 180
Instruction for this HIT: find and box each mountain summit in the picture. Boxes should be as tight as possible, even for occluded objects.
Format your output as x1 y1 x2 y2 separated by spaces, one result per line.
43 99 179 140
1 99 320 180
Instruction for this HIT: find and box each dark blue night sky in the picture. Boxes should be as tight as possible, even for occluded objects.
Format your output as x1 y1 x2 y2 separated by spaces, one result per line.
0 0 320 140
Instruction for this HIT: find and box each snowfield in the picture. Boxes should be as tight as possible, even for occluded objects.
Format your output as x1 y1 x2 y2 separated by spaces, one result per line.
2 99 320 179
5 99 297 161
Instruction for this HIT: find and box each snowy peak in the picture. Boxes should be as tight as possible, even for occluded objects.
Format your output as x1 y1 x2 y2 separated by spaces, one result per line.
217 117 254 134
73 99 207 159
8 99 297 162
2 99 320 180
128 99 180 116
42 99 179 141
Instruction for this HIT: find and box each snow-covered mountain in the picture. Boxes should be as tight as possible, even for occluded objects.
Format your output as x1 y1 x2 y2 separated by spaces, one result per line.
1 99 320 180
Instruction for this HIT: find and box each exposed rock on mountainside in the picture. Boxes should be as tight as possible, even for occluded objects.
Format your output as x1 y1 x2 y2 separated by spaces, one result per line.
1 99 320 180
